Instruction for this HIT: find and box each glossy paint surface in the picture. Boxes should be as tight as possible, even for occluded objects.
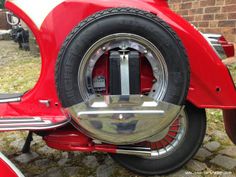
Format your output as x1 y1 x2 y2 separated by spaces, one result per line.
44 130 117 153
0 152 24 177
2 0 236 124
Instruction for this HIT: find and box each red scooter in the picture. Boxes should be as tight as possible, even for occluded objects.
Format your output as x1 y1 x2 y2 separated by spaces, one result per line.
1 0 235 176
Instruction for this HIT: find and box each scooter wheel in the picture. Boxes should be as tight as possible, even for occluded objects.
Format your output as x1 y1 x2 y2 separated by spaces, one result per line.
110 103 206 176
55 8 189 107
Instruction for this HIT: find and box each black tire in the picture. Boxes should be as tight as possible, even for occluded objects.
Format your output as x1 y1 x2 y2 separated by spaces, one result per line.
55 8 189 108
110 103 206 176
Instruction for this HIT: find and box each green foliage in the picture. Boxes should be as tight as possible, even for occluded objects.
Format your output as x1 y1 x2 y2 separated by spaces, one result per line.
0 0 5 9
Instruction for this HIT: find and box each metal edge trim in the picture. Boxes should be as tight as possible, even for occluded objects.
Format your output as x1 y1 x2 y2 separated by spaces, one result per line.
0 97 21 103
0 118 70 131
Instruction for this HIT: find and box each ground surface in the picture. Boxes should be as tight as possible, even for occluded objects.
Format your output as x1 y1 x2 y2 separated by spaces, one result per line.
0 40 236 177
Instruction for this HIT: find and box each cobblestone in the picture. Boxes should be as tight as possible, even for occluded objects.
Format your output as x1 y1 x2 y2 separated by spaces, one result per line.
210 155 236 170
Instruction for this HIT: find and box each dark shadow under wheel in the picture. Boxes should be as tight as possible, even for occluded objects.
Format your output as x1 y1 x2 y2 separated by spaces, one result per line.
110 103 206 176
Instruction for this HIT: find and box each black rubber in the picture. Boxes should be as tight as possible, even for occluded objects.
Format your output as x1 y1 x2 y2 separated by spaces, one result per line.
55 8 190 108
110 103 206 176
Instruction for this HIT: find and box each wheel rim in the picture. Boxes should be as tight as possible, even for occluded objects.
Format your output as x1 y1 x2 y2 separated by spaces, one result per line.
78 33 168 101
77 33 185 157
143 110 188 159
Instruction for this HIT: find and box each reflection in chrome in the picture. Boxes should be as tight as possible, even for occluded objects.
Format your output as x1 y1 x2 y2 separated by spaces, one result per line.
116 111 187 158
0 97 21 103
68 95 183 145
0 117 70 131
150 112 187 158
78 33 168 101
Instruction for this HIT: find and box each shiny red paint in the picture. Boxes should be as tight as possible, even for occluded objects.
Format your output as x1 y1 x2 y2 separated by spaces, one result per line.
44 130 117 153
0 159 18 177
0 153 23 177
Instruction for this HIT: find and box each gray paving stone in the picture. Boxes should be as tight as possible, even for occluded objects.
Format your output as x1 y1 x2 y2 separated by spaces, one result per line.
83 155 99 168
203 135 211 144
6 133 21 140
219 146 236 158
204 141 221 152
32 135 42 144
96 164 114 177
38 167 63 177
34 159 52 168
61 152 69 159
57 158 68 166
210 155 236 170
104 156 115 166
37 145 58 155
15 152 39 164
10 139 25 151
211 130 228 139
194 148 213 161
186 160 207 172
64 166 80 176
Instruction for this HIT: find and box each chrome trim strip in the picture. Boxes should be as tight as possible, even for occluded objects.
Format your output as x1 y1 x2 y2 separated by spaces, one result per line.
0 97 21 103
0 152 25 177
0 117 70 131
78 110 164 116
0 117 42 123
120 53 130 95
116 148 152 157
202 33 227 59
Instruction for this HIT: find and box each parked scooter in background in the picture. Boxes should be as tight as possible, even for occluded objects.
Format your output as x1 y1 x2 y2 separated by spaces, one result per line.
6 11 29 51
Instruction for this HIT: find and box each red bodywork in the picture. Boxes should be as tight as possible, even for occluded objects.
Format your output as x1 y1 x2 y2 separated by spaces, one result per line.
2 0 236 149
0 152 23 177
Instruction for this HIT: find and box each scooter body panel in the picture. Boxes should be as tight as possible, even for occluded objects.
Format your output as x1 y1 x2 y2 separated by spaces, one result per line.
0 152 24 177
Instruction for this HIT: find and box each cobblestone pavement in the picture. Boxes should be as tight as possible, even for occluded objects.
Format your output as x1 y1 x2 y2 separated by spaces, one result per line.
0 40 236 177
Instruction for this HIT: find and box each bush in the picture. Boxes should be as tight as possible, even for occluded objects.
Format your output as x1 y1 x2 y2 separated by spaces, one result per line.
0 0 5 9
